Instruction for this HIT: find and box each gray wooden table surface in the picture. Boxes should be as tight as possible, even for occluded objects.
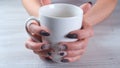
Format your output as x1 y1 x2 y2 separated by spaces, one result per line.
0 0 120 68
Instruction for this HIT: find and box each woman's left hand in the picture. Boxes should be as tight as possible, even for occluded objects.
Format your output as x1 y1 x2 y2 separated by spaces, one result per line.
56 2 94 63
57 25 94 63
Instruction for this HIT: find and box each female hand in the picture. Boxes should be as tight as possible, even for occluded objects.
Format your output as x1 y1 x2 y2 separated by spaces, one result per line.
25 20 53 61
25 2 94 62
54 2 94 63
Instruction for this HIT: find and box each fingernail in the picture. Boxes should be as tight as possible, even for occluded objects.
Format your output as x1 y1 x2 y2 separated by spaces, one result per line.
88 1 93 5
41 44 50 50
81 26 84 29
66 34 78 39
58 44 67 51
61 59 69 63
40 30 50 36
47 52 52 56
58 51 67 56
45 57 53 62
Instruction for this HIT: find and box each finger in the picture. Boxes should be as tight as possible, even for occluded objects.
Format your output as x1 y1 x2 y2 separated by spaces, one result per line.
58 49 85 57
28 20 50 36
39 55 54 62
31 33 42 42
66 28 94 40
33 49 53 56
61 55 81 63
33 50 48 56
25 38 50 51
40 0 51 5
33 50 54 62
58 39 88 51
80 1 92 14
31 32 49 43
34 51 53 62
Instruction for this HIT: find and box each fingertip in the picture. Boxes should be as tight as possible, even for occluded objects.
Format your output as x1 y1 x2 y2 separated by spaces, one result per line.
58 51 67 57
66 33 78 39
29 22 40 31
33 50 40 54
80 2 93 14
61 58 69 63
58 43 68 51
44 57 54 62
25 40 50 51
25 43 30 49
27 22 50 37
90 30 94 37
25 40 32 49
39 30 50 36
41 43 50 50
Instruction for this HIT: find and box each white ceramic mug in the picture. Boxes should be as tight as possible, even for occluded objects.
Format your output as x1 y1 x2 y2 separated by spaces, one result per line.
26 3 83 63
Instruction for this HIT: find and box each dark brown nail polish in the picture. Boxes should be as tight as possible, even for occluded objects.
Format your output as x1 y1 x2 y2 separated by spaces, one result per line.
58 44 67 51
60 52 64 56
47 52 52 56
41 44 50 50
58 51 67 56
88 1 93 5
40 30 50 36
66 34 78 39
61 59 69 63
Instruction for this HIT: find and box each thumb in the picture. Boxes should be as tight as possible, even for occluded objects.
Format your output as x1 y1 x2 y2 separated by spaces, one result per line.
40 0 51 6
80 2 93 14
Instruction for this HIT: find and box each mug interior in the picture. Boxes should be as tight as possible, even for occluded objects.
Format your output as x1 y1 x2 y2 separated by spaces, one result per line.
39 4 83 18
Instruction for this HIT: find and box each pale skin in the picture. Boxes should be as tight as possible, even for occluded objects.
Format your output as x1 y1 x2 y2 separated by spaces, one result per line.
22 0 117 63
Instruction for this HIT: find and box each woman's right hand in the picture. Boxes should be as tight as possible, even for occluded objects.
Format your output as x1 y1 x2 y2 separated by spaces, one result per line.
25 20 52 61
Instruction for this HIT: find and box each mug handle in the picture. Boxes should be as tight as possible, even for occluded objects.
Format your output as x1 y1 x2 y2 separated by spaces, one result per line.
25 16 42 42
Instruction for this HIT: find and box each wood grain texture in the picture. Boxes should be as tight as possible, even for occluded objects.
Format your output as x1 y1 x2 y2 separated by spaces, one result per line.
0 0 120 68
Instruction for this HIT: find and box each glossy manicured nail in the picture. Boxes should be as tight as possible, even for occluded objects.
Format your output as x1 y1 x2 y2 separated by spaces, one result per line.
40 30 50 36
61 59 69 63
41 44 50 50
88 1 93 5
58 44 67 51
58 51 67 56
66 34 78 39
47 52 52 56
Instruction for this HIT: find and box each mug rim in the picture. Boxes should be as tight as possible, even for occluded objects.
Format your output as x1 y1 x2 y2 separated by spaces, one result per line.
39 3 83 19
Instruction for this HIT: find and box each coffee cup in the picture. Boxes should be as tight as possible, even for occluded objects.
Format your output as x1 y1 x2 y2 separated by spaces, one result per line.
25 3 83 63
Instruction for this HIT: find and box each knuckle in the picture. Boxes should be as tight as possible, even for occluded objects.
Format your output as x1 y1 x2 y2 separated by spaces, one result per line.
91 30 94 36
81 51 85 55
33 50 38 54
70 57 75 62
76 56 81 61
58 42 64 44
79 50 84 55
36 43 41 46
67 51 73 56
25 40 29 44
77 42 84 48
67 50 78 57
89 28 94 37
81 44 87 49
25 41 30 48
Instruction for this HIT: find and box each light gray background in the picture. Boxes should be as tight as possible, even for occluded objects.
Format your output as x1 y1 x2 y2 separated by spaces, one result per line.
0 0 120 68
